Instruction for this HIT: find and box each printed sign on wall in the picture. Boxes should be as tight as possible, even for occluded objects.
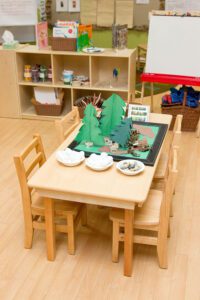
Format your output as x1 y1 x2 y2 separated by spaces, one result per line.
68 0 80 12
56 0 68 12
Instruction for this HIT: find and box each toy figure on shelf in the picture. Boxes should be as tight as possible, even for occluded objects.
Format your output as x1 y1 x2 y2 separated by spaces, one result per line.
113 68 120 81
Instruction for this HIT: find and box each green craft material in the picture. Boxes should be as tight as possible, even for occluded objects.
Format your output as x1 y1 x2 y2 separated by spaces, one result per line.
77 32 90 52
75 104 104 146
74 124 160 160
110 117 132 147
100 94 126 136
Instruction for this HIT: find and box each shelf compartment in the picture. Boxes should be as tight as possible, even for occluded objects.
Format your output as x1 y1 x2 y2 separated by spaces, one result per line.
52 54 90 85
16 53 52 82
19 86 72 120
91 56 128 91
72 88 128 106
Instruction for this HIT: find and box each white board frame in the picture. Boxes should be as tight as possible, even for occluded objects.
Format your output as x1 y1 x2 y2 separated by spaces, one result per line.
145 16 200 78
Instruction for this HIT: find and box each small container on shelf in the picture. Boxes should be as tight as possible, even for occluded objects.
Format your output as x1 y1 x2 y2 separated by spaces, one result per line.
47 66 52 82
39 65 47 82
24 65 32 82
31 65 40 82
62 70 74 85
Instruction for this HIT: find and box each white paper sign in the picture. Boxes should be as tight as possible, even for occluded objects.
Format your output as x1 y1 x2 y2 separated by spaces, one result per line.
0 0 37 26
68 0 80 12
128 104 150 122
136 0 149 4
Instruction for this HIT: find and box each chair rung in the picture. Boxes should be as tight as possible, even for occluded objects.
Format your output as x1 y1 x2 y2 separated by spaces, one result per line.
134 235 158 246
33 221 45 230
56 224 68 233
26 152 43 177
21 137 38 159
118 233 158 246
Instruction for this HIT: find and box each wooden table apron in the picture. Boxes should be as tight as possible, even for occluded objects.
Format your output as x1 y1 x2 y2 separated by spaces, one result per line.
28 113 172 277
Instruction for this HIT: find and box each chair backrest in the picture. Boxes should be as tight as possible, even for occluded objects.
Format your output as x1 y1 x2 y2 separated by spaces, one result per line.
55 106 80 144
172 114 183 147
161 146 178 220
14 134 46 214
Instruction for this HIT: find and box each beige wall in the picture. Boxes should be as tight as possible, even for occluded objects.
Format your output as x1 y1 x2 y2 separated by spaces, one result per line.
134 0 160 27
51 0 161 27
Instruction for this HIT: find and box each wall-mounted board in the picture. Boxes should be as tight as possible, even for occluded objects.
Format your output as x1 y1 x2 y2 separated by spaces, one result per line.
145 16 200 77
0 0 37 26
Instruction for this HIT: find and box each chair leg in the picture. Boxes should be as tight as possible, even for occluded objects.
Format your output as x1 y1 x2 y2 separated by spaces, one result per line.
112 221 120 263
157 228 168 268
67 214 75 255
24 215 34 249
81 204 87 226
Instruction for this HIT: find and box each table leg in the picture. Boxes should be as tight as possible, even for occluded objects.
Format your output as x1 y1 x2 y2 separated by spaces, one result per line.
44 197 56 261
124 209 134 277
150 82 154 112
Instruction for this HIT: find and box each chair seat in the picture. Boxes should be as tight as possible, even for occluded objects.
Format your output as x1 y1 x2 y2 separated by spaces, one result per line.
31 191 81 216
110 189 163 227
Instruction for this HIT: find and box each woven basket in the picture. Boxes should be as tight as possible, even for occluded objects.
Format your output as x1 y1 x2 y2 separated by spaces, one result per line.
162 91 200 131
49 37 77 51
31 92 64 116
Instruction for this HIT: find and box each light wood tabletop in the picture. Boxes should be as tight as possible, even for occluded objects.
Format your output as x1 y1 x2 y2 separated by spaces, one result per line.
28 113 172 276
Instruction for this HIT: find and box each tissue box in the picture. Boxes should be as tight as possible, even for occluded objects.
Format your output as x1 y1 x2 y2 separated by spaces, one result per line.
3 41 19 49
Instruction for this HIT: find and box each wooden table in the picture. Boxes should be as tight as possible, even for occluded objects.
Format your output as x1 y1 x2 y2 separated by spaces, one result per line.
28 113 172 276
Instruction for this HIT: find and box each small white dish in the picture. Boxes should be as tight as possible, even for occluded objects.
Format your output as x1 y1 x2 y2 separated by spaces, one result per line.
85 152 113 171
85 159 113 171
82 47 104 53
116 159 145 176
56 148 85 167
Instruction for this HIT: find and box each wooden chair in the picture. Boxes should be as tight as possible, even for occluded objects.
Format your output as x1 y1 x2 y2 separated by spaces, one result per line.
14 133 86 255
153 114 182 181
109 147 178 269
55 106 80 144
137 44 147 71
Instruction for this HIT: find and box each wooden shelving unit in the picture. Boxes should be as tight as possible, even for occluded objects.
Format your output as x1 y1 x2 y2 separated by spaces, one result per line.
14 45 136 120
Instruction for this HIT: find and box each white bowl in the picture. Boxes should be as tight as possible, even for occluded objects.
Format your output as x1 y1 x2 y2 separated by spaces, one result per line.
116 160 145 176
56 150 85 167
85 160 113 171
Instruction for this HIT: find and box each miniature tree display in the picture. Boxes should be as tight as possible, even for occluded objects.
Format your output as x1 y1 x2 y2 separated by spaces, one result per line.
110 117 132 147
100 94 126 136
75 104 104 146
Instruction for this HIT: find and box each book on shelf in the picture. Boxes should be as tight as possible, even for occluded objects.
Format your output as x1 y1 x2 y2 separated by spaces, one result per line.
35 22 48 49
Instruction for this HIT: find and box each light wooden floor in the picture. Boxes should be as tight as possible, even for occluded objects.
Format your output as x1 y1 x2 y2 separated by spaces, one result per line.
0 116 200 300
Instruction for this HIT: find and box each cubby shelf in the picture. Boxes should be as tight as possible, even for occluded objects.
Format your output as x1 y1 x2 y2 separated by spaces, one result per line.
15 45 136 120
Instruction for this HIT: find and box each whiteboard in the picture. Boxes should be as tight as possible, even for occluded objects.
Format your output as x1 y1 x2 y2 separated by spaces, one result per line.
165 0 200 12
145 16 200 77
0 0 37 26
